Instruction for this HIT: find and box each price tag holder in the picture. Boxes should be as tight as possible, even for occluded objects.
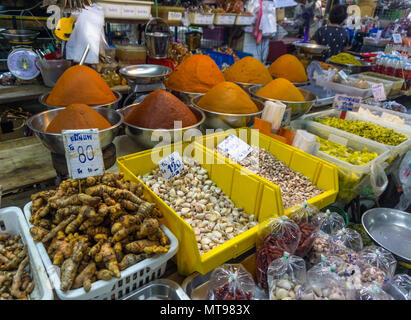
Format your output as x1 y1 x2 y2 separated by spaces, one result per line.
168 11 182 21
392 33 402 44
62 129 104 179
338 70 348 81
371 83 386 101
158 151 185 181
217 135 252 161
333 94 362 112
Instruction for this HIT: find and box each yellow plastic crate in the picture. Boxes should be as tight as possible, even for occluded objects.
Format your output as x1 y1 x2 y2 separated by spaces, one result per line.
195 128 339 215
117 141 283 275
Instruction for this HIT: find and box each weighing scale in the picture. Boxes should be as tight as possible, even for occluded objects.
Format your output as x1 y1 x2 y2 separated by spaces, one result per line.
1 29 41 81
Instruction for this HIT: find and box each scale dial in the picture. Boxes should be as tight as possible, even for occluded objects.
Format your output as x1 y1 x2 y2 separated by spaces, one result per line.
7 48 40 80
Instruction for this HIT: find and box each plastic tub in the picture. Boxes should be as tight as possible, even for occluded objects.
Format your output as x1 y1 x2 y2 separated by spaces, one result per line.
315 77 372 98
38 59 71 88
117 141 283 275
195 127 339 215
23 202 178 300
360 72 405 96
357 104 411 127
0 206 53 300
348 74 394 96
301 109 411 158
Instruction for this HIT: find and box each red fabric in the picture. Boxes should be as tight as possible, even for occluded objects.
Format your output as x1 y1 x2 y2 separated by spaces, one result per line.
146 57 175 71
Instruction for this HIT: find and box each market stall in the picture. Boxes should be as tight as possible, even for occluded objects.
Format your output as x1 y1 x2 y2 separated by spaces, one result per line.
0 0 410 302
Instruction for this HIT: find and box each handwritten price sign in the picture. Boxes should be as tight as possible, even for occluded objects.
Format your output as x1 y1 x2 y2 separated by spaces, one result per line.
217 135 252 161
62 129 104 179
159 151 185 181
332 94 362 112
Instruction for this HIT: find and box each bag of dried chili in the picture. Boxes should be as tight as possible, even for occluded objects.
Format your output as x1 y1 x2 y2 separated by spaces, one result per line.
256 216 301 290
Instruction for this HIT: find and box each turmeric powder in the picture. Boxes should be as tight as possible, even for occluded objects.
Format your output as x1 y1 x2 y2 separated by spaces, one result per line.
268 54 308 83
46 104 111 133
197 81 259 114
46 65 117 107
165 54 225 93
256 78 305 102
223 56 272 84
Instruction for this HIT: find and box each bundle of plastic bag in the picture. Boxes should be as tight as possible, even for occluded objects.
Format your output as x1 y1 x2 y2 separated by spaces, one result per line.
267 252 306 300
358 246 397 280
207 264 255 300
329 228 363 263
256 216 301 289
356 284 393 300
395 151 411 211
312 209 346 235
383 274 411 300
289 202 321 258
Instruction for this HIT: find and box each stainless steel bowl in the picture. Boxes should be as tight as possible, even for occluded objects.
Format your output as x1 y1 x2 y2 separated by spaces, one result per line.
120 64 172 86
326 58 372 75
0 29 39 43
249 85 317 120
271 76 310 87
166 88 204 105
38 90 122 110
191 95 264 130
362 208 411 264
120 104 206 150
27 108 123 155
122 279 189 300
293 42 329 54
232 81 270 91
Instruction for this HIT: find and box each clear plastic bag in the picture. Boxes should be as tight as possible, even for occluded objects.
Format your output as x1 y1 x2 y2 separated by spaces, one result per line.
312 209 346 235
395 151 411 211
384 274 411 300
358 245 397 280
256 216 301 289
369 163 389 198
267 252 306 300
307 233 331 266
329 228 363 263
207 264 255 300
356 284 393 300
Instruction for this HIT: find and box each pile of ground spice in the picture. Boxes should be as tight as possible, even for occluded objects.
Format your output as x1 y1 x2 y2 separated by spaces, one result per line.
46 104 111 133
124 89 198 129
197 81 259 114
268 54 308 83
224 56 272 84
256 78 305 102
165 54 225 93
46 65 117 107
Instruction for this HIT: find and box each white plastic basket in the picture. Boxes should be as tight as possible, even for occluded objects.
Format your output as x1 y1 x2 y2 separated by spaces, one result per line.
23 202 178 300
315 77 372 98
0 206 53 300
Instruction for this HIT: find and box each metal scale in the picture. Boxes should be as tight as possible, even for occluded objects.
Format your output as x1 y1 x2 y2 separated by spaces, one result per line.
0 29 41 80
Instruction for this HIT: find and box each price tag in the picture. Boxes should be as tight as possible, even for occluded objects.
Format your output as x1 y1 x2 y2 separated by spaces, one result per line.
338 70 348 81
392 33 402 44
62 129 104 179
236 15 253 25
135 6 151 18
371 83 386 101
105 4 121 17
158 151 185 181
332 94 362 112
122 5 136 17
217 135 252 161
273 0 298 8
168 11 182 21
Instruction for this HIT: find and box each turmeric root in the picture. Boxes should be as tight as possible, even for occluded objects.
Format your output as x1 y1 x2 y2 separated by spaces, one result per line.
56 205 81 223
96 269 113 281
10 257 29 299
60 238 89 291
48 238 73 265
118 253 149 271
134 202 156 224
89 240 104 259
113 242 123 262
42 215 76 243
125 240 169 254
120 199 139 212
102 193 116 206
99 242 120 278
111 215 138 235
51 194 100 209
72 262 96 291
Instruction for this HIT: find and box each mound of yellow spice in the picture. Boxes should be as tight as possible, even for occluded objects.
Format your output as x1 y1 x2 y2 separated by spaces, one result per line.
224 56 272 84
256 78 305 102
268 54 308 83
197 81 259 114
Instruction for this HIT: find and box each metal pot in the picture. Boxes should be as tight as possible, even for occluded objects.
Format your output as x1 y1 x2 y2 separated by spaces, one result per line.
144 18 171 59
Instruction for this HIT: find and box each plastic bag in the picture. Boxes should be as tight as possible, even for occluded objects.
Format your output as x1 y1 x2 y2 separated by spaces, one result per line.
312 209 346 235
395 151 411 211
383 274 411 300
307 233 331 266
292 130 320 155
356 284 393 300
256 216 301 289
289 202 321 258
207 264 255 300
329 228 363 263
369 162 388 198
267 252 306 300
358 246 397 280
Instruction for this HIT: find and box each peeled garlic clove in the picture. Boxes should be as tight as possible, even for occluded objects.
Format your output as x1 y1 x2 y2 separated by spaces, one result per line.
277 279 291 290
276 288 289 300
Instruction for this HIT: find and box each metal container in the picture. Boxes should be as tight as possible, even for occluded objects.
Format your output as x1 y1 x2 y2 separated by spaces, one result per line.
122 279 190 300
293 42 329 54
363 37 391 47
249 85 317 120
326 58 372 75
185 31 202 51
0 29 39 43
271 76 310 87
167 88 203 105
27 107 123 155
120 64 172 86
144 18 171 59
300 84 340 107
362 208 411 264
119 104 206 150
191 95 264 130
232 81 267 92
38 90 122 110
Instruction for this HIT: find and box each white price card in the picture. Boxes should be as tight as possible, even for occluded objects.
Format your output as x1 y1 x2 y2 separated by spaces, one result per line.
338 70 348 81
122 5 136 17
274 0 298 8
392 33 402 44
168 11 182 21
371 83 386 101
217 135 252 161
62 129 104 179
135 5 150 18
158 151 185 181
105 4 121 16
332 94 362 112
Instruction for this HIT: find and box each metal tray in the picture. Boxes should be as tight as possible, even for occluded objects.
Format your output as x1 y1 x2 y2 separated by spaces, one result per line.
362 208 411 264
122 279 190 300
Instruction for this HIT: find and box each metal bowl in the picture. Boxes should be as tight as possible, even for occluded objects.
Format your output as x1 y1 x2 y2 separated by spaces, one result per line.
119 104 205 150
120 64 172 86
271 76 310 87
27 108 123 155
293 42 329 54
232 81 270 91
38 90 122 110
362 208 411 264
0 29 39 43
249 85 317 120
326 58 372 75
166 88 205 105
122 279 189 300
191 95 264 130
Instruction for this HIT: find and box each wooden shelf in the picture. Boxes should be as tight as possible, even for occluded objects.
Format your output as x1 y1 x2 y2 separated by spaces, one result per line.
105 18 183 26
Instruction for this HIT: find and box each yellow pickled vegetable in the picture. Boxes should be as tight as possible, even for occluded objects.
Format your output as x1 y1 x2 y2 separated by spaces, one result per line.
314 117 407 146
329 53 362 66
